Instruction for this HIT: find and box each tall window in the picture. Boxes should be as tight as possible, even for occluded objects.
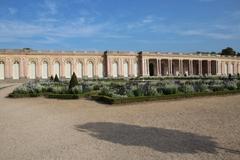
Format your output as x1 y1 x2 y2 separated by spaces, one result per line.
0 61 4 80
77 62 83 78
42 61 48 79
54 62 60 77
65 62 72 78
13 61 20 79
112 62 118 78
98 62 104 78
123 61 129 77
29 62 36 79
88 62 94 78
133 62 138 77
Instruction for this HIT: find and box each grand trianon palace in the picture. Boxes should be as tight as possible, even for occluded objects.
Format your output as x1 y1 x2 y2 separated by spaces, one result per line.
0 49 240 80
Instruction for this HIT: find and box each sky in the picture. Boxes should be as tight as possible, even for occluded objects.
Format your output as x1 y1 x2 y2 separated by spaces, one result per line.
0 0 239 52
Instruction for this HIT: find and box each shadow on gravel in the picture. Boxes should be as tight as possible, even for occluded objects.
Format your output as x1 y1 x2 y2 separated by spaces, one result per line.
75 122 240 154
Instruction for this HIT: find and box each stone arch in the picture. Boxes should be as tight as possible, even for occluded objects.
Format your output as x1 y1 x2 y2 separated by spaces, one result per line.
98 60 104 78
123 60 129 77
112 61 118 78
42 61 48 79
65 61 72 79
53 61 60 77
28 61 36 79
12 61 20 80
133 60 138 77
77 60 84 78
0 61 5 80
229 63 234 75
87 61 94 78
224 63 228 75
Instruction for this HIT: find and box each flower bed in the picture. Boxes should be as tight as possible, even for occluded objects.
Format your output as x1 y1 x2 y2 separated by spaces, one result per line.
92 90 240 104
8 75 240 102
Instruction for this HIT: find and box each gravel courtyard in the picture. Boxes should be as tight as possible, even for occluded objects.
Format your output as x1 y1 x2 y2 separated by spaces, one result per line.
0 83 240 160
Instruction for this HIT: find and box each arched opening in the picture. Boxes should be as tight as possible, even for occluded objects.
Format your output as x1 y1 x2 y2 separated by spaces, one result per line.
133 62 138 77
123 61 129 77
172 60 180 76
161 59 168 76
29 61 36 79
77 62 83 78
42 61 48 79
98 62 104 78
202 60 208 76
225 63 228 75
54 62 60 77
13 61 20 80
149 63 154 76
193 60 199 75
65 62 72 79
112 62 118 78
0 61 5 80
88 62 94 78
183 60 189 76
229 63 234 75
211 61 217 75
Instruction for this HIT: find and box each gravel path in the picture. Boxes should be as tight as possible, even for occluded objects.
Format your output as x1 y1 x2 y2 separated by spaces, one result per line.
0 83 240 160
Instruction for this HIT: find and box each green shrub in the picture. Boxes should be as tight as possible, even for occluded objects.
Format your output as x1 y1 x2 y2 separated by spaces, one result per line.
50 75 54 81
225 81 237 90
70 85 83 94
133 88 144 97
209 84 225 92
99 87 113 97
194 82 209 92
69 72 78 89
159 84 178 95
237 81 240 89
54 74 60 82
179 84 195 93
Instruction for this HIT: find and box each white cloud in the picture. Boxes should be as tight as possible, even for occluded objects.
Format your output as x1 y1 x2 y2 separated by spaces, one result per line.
8 8 17 15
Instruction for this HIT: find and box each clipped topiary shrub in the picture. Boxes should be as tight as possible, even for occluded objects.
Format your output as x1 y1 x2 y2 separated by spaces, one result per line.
54 74 60 82
69 72 78 90
50 75 54 81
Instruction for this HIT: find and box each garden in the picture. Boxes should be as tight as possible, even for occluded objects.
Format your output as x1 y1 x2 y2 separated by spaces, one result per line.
8 73 240 104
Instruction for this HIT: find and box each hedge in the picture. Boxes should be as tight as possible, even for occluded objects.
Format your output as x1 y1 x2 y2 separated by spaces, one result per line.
45 93 80 99
8 93 41 98
92 90 240 104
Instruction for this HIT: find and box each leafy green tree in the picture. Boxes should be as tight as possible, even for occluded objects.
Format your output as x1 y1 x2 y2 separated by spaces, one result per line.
69 72 78 89
221 47 236 56
54 74 60 82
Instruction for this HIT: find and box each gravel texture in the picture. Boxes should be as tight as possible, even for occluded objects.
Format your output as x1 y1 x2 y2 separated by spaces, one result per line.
0 83 240 160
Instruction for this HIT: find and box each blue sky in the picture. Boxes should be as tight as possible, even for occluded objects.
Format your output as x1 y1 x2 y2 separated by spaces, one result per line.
0 0 239 52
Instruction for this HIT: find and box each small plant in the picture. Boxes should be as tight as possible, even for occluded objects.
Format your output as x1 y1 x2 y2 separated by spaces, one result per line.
54 74 60 82
69 72 78 90
179 84 195 93
225 81 237 90
50 75 54 81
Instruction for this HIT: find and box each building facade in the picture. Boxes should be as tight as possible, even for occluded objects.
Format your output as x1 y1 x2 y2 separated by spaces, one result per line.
0 49 240 80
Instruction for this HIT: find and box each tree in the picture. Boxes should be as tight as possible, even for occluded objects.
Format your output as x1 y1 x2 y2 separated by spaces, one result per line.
221 47 236 56
69 72 78 89
54 74 60 82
